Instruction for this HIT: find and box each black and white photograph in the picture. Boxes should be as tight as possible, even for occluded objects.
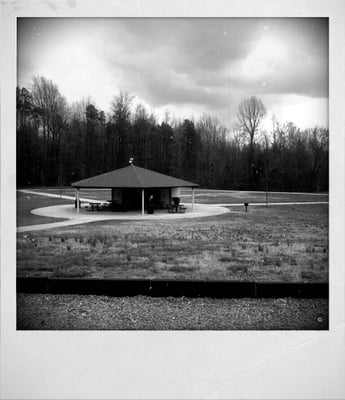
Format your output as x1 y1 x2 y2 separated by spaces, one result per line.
16 17 330 330
1 1 345 398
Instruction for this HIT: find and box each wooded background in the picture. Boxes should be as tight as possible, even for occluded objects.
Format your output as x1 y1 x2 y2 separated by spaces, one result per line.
17 77 328 192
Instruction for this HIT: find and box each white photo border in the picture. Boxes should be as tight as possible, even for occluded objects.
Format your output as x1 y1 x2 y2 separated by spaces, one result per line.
1 0 344 399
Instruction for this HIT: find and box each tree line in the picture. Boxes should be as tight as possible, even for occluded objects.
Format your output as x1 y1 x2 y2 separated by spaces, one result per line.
17 76 329 192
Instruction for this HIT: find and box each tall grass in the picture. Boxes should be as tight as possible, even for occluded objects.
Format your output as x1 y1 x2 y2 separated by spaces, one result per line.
17 204 328 282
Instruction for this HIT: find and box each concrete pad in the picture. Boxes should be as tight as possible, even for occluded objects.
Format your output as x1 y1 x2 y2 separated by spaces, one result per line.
18 203 230 232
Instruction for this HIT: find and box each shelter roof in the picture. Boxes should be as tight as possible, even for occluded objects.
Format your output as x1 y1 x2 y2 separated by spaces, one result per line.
71 165 199 189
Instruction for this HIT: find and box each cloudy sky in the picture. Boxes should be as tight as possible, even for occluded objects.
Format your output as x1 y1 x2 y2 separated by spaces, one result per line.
18 18 328 130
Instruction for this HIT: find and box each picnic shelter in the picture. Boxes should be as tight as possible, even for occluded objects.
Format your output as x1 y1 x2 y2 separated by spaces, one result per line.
71 164 199 215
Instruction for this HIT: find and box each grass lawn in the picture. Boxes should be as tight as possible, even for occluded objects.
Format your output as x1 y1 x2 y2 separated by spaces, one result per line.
17 191 72 226
24 187 329 204
17 187 328 227
17 203 328 283
182 189 329 204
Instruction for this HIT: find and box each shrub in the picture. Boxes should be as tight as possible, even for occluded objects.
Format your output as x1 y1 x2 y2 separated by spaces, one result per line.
219 256 232 263
169 264 195 273
227 265 248 274
300 270 319 281
54 265 88 278
289 257 298 266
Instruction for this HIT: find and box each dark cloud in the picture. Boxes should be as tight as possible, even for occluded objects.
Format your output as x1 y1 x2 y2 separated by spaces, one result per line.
103 18 259 77
100 18 328 108
17 18 328 127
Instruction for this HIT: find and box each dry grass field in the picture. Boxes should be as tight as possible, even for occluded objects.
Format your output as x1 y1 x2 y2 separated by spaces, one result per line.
17 190 328 282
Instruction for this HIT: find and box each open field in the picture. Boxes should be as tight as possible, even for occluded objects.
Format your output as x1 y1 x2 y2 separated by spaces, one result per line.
17 199 328 282
17 187 328 227
17 293 328 330
22 187 329 204
16 188 329 330
17 191 73 226
182 189 328 204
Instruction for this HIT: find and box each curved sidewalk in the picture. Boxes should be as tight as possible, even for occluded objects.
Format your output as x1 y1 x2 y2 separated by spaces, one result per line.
17 203 230 232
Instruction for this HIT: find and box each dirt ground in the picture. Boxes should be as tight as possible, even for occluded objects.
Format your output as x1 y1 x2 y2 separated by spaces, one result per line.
17 293 328 330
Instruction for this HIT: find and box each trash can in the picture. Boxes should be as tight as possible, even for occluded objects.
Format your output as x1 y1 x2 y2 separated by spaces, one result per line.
75 199 81 208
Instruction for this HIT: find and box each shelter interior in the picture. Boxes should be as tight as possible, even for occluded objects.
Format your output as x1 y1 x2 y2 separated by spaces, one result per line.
112 187 178 210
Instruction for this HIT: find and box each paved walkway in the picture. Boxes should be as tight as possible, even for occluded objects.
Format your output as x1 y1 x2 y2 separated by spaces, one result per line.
18 202 230 232
216 201 329 207
19 189 99 204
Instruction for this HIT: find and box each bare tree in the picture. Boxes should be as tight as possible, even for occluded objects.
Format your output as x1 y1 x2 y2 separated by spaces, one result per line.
237 96 267 150
31 76 68 184
111 91 134 124
196 114 228 187
110 91 134 168
31 76 68 140
236 96 267 188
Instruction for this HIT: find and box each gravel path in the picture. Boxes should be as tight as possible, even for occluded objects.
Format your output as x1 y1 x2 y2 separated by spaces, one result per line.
17 294 328 330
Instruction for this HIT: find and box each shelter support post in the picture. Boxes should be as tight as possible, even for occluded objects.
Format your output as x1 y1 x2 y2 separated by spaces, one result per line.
192 187 195 211
76 188 80 215
141 189 145 215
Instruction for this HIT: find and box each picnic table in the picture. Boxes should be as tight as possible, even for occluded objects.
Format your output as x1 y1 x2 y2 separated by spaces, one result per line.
168 204 186 213
85 202 107 211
